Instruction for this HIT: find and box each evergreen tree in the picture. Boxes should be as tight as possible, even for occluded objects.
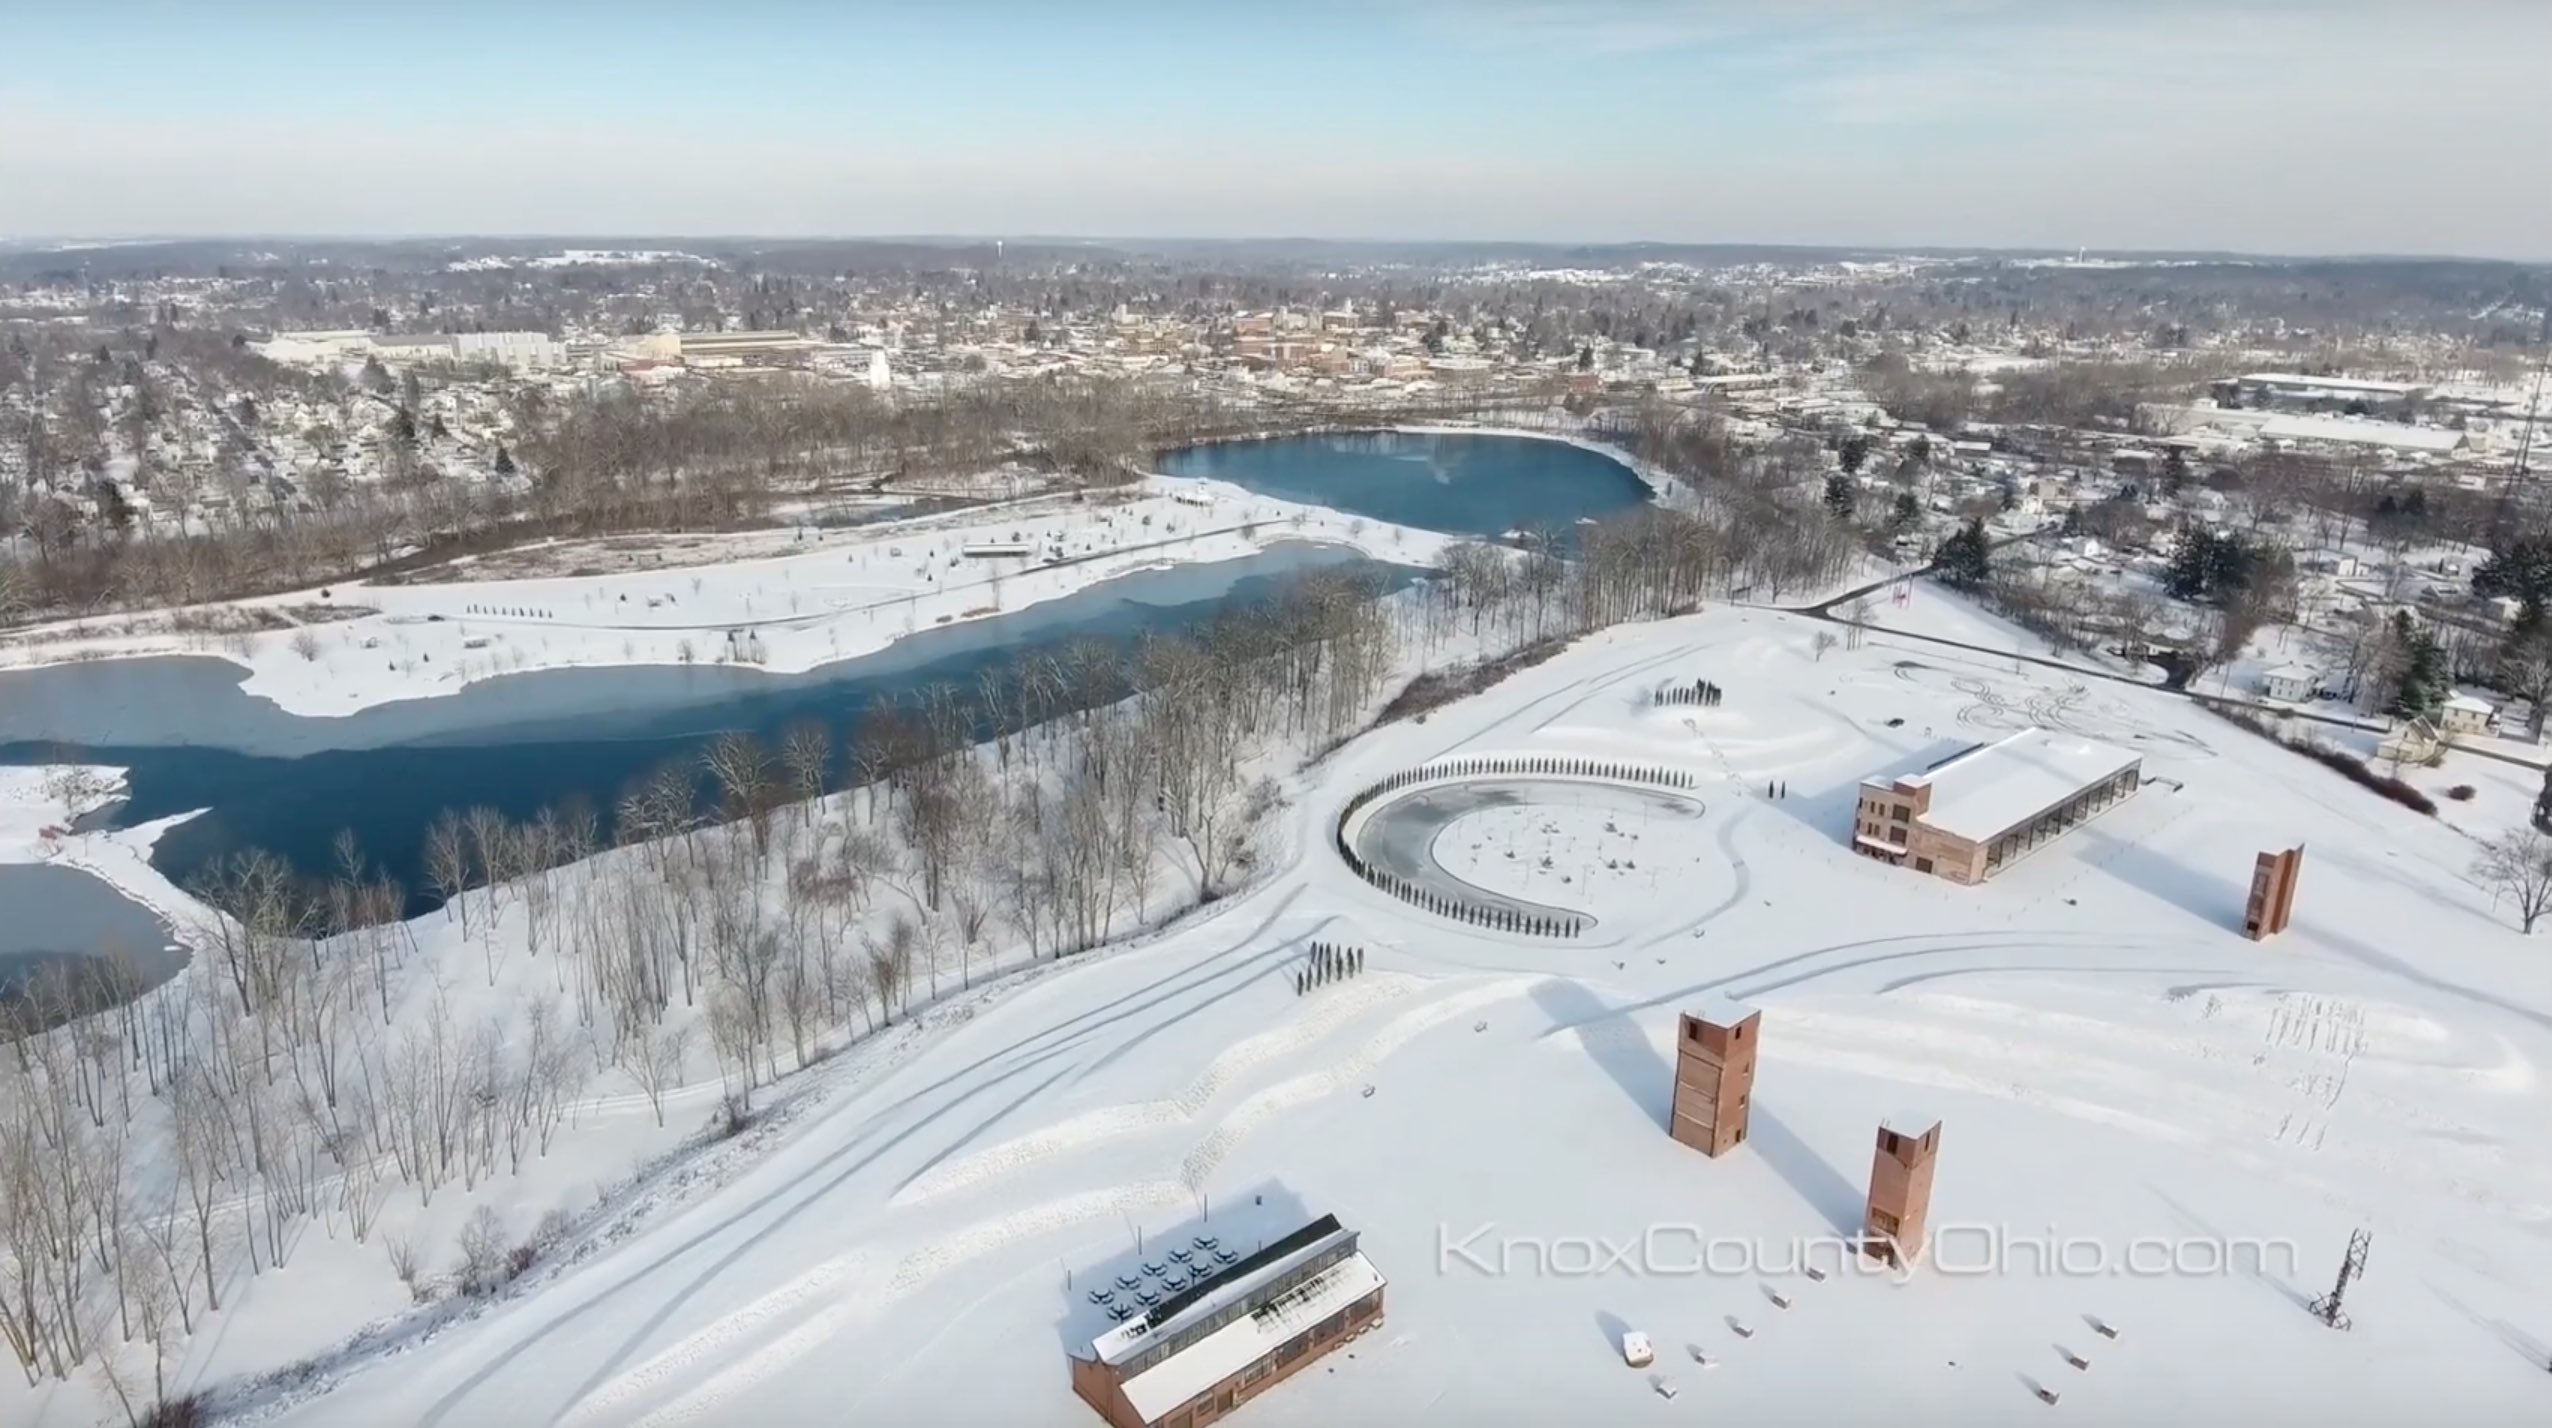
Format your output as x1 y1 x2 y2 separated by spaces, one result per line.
1836 432 1871 475
2166 526 2215 600
2475 537 2552 624
1822 473 1856 520
1936 517 1992 588
493 444 516 477
2386 612 2448 721
2161 447 2190 495
2535 765 2552 835
1890 491 1920 529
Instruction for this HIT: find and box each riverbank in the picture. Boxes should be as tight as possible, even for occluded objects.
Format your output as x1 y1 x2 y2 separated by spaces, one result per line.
0 476 1452 725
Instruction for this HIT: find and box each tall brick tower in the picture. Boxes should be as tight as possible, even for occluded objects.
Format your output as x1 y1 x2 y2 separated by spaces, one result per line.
2244 845 2304 940
1668 998 1759 1157
1862 1114 1941 1267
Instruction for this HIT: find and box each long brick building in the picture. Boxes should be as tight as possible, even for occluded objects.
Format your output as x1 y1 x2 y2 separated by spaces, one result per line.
1070 1214 1385 1428
1852 726 2142 883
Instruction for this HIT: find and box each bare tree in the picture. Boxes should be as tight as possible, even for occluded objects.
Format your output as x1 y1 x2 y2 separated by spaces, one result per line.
702 731 778 859
627 1023 691 1129
2476 826 2552 933
423 810 469 930
779 720 831 825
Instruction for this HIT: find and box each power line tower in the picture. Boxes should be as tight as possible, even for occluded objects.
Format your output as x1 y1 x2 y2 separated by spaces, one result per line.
2307 1228 2371 1330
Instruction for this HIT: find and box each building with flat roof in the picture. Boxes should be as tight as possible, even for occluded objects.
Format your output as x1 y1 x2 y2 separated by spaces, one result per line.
1852 727 2142 883
1070 1213 1385 1428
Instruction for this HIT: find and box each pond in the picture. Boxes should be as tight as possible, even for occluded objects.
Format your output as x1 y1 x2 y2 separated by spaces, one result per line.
1 543 1407 912
0 864 186 1031
1157 429 1652 540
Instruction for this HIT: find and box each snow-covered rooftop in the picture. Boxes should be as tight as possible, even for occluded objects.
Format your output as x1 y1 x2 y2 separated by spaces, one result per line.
1092 1219 1356 1368
1685 992 1761 1028
1884 726 2142 844
1115 1250 1385 1422
2239 372 2426 396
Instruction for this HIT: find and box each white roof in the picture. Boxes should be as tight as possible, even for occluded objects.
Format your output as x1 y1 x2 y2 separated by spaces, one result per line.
2262 664 2315 682
1684 993 1760 1029
1880 1109 1940 1138
1887 727 2142 844
1091 1223 1352 1368
2241 372 2426 395
1116 1252 1385 1423
2445 694 2496 713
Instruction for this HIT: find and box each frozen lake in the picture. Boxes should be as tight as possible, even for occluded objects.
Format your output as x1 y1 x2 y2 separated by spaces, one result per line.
1158 429 1652 540
1 543 1408 912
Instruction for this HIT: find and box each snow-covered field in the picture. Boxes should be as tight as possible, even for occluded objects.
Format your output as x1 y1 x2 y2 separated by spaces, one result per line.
107 595 2544 1427
0 477 1450 720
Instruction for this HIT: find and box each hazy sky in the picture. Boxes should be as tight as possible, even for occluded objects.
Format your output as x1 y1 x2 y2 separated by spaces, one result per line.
5 0 2548 257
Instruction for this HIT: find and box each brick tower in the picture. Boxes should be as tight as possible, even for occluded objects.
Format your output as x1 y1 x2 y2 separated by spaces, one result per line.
1862 1114 1941 1267
2244 845 2304 940
1668 998 1759 1157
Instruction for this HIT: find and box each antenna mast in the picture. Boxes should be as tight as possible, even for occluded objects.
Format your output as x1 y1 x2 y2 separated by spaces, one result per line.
2306 1228 2371 1330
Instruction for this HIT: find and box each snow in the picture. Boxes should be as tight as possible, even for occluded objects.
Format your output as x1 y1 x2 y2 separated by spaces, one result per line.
1110 1249 1384 1422
1880 726 2144 845
0 476 1452 720
13 584 2552 1428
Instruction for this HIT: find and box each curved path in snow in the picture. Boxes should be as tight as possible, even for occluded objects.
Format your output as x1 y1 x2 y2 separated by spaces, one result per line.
1348 778 1707 930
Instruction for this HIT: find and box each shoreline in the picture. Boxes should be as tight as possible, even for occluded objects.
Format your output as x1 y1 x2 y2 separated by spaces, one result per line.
0 425 1654 733
0 478 1454 728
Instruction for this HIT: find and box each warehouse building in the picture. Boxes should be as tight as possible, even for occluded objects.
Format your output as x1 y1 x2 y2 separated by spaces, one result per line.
1852 727 2142 883
1070 1214 1385 1428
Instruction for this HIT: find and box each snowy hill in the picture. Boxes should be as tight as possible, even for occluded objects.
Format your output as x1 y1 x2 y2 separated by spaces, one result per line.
177 597 2552 1427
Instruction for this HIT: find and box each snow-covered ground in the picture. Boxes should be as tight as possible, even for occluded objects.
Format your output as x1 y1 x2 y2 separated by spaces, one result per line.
0 477 1451 720
127 595 2548 1427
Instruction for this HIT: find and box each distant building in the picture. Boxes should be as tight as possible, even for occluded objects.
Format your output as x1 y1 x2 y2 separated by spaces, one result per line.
451 331 566 372
1852 727 2143 883
1070 1214 1385 1428
2222 372 2430 414
2260 664 2317 703
679 330 817 369
2441 693 2497 736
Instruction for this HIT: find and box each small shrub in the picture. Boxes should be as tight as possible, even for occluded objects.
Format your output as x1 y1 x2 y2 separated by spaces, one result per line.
2216 708 2436 816
455 1205 512 1296
711 1092 756 1141
384 1233 430 1303
2446 784 2477 802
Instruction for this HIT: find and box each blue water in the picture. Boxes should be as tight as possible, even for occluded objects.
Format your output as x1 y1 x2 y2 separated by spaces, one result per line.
2 545 1401 914
0 864 184 1029
1158 429 1651 539
0 432 1651 924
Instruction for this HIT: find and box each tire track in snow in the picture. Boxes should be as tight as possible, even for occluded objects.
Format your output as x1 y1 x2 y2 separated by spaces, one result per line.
892 973 1423 1206
574 982 1539 1428
1172 978 1541 1188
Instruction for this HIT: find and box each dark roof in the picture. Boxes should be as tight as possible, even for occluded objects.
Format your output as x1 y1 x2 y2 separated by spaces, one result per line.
1142 1214 1342 1331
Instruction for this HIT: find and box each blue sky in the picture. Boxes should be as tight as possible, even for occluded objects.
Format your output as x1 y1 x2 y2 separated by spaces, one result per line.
4 0 2547 256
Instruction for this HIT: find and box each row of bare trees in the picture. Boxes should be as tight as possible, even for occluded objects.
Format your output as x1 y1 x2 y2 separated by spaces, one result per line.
2 452 1855 1414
